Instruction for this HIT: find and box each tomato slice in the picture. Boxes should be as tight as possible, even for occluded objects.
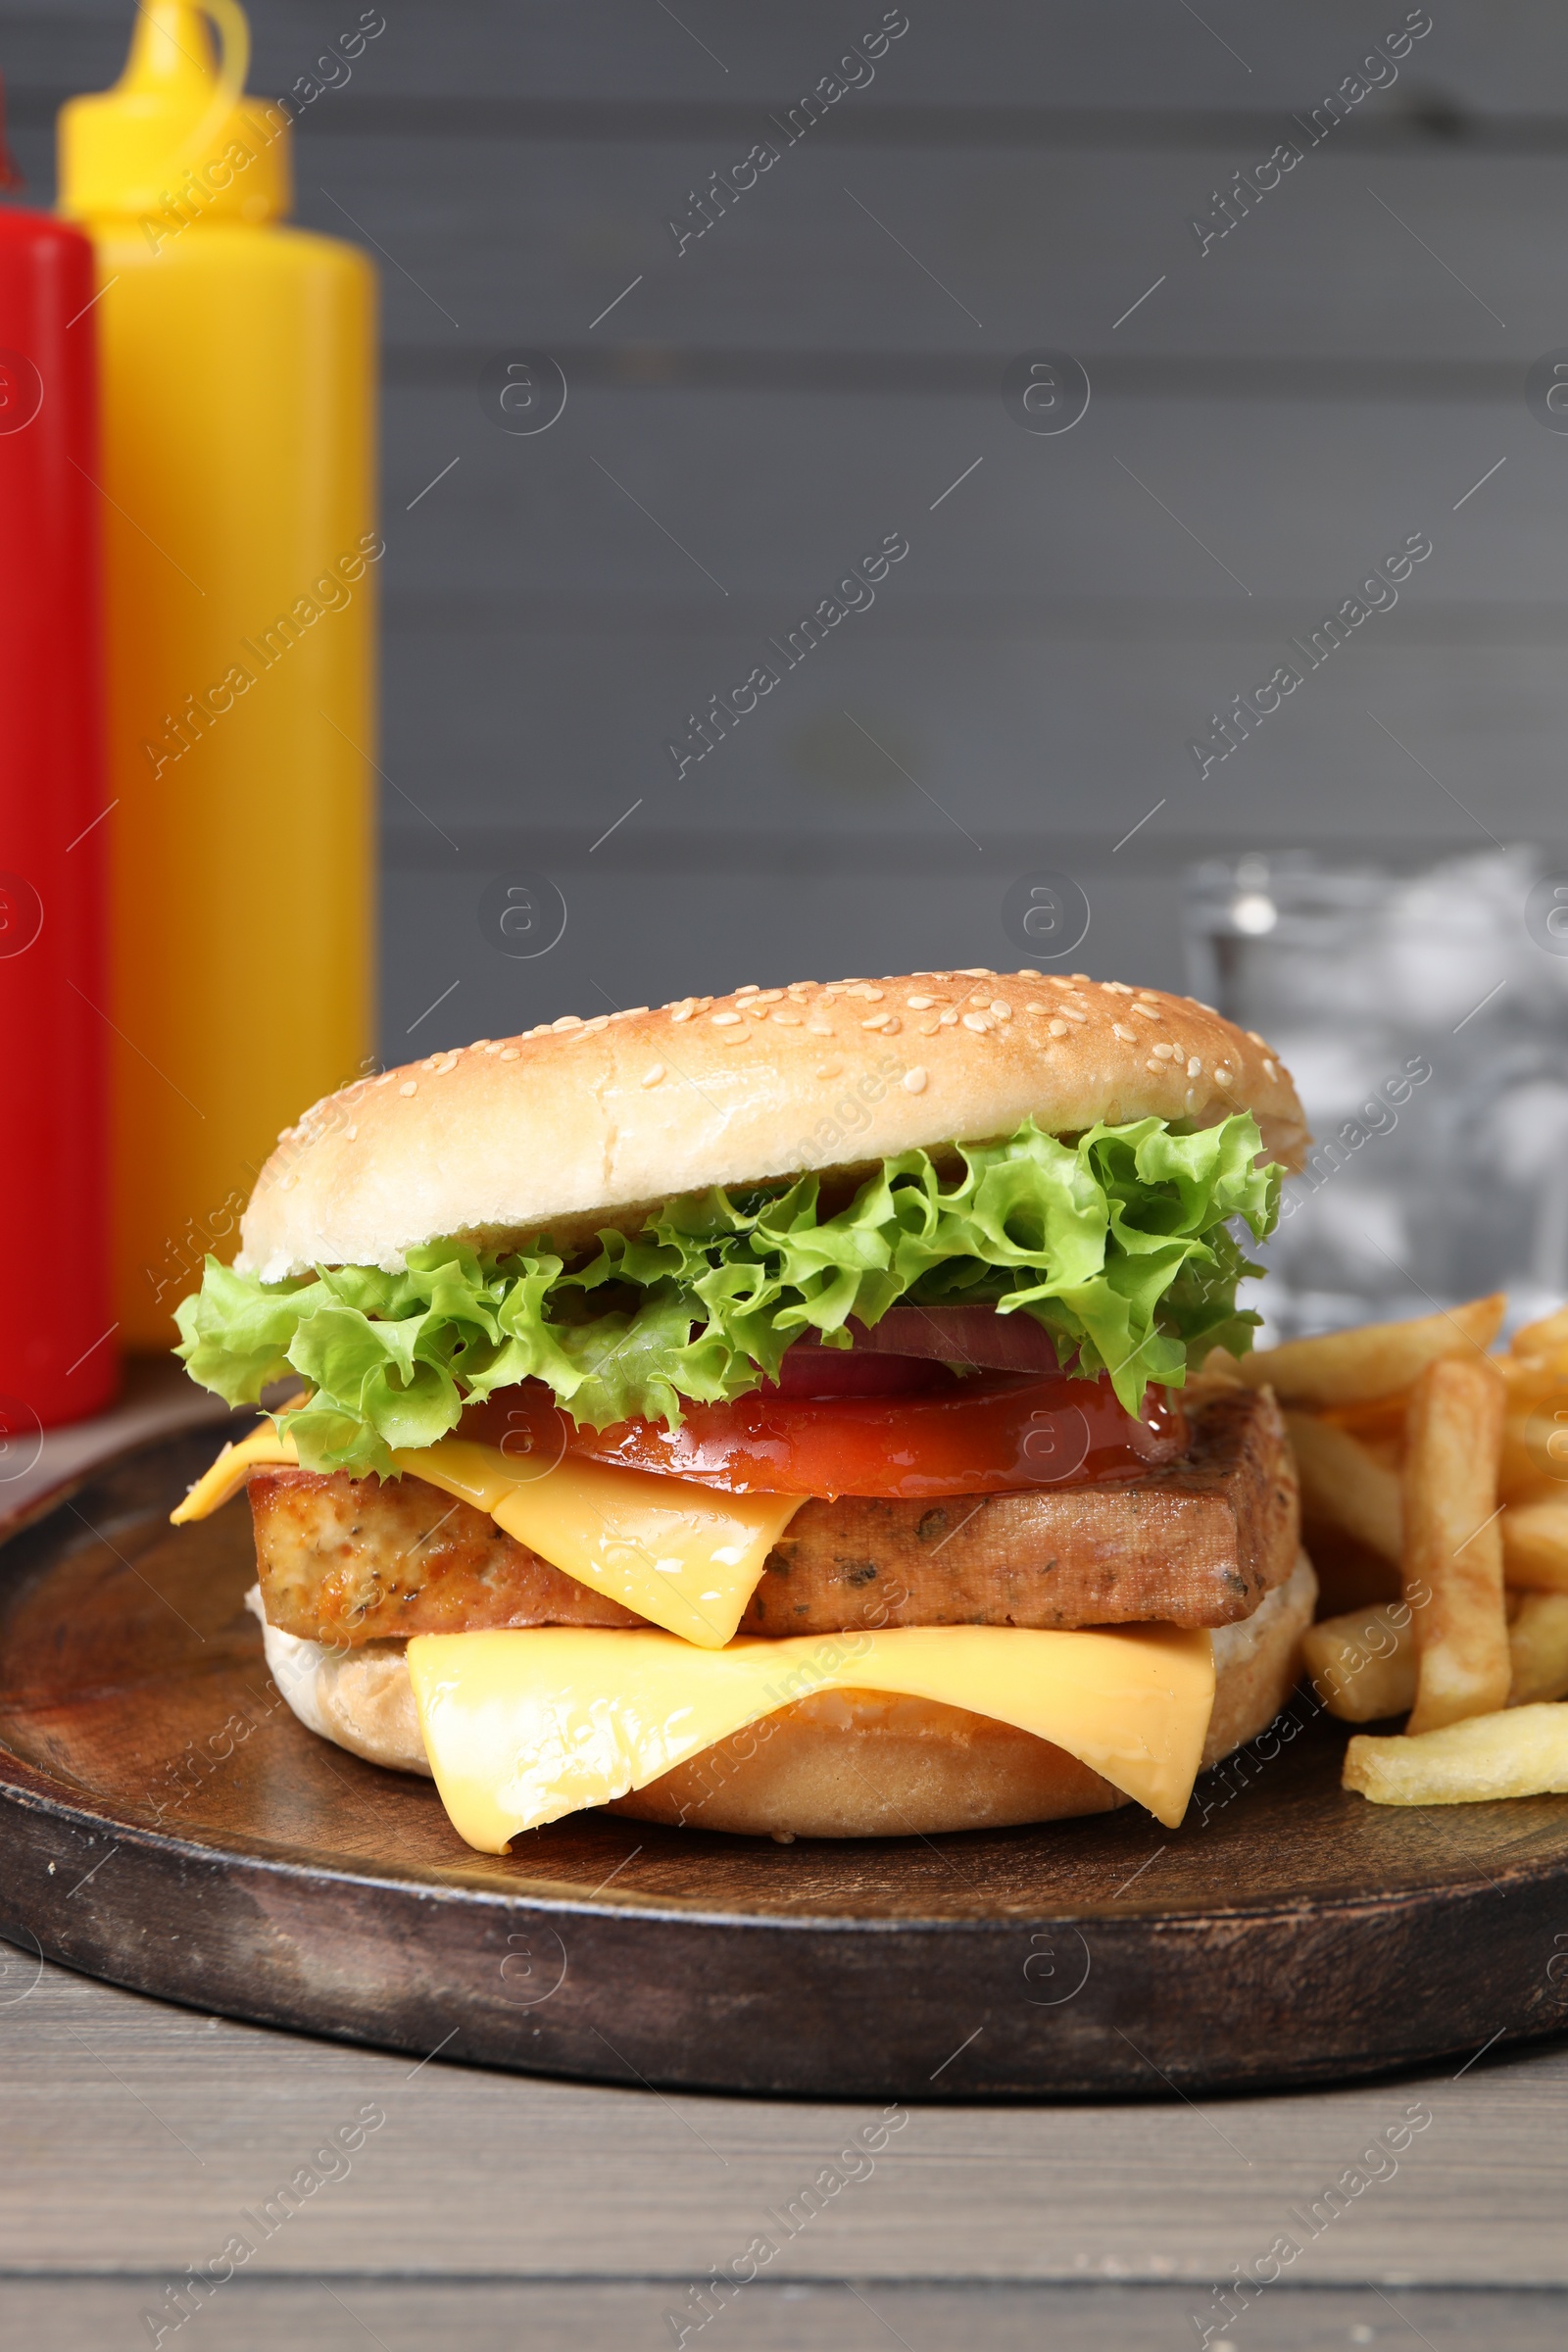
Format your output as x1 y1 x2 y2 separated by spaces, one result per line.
464 1373 1189 1499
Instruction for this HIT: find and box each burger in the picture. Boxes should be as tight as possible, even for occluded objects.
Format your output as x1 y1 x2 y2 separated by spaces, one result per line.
171 966 1313 1853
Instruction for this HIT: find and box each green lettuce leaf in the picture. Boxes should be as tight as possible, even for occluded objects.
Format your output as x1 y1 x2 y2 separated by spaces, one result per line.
174 1113 1280 1477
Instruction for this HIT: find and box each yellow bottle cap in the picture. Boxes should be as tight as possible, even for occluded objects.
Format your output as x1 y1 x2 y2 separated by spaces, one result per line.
59 0 291 229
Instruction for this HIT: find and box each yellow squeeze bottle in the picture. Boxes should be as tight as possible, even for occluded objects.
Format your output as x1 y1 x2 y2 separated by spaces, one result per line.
59 0 376 1345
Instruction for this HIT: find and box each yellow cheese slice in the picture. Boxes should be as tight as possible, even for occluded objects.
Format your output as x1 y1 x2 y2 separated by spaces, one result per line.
170 1423 298 1519
170 1422 802 1647
406 1622 1217 1850
390 1440 801 1649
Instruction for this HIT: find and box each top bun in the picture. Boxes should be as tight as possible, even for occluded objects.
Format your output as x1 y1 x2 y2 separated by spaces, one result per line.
238 970 1309 1282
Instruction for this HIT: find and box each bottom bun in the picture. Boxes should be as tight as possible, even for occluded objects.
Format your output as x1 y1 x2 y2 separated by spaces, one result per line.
247 1588 432 1778
612 1555 1317 1838
249 1554 1317 1838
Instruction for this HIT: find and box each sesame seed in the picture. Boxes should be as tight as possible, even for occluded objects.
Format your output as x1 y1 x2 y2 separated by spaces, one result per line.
815 1064 842 1081
711 1010 742 1026
990 1000 1011 1019
642 1064 665 1087
1017 966 1042 978
1247 1030 1266 1045
771 1009 802 1025
1187 1056 1201 1077
374 1070 396 1085
1059 1006 1088 1025
1102 981 1133 996
1146 1059 1163 1073
399 1080 417 1097
860 1013 893 1031
1048 1018 1069 1038
481 1042 504 1054
903 1066 928 1094
962 1011 993 1033
1132 1003 1159 1021
1263 1057 1278 1080
754 989 784 1004
1112 1024 1135 1043
499 1048 520 1061
938 1009 958 1027
433 1052 461 1073
1151 1042 1176 1059
670 1000 696 1023
1047 977 1075 992
1215 1065 1234 1085
344 1124 357 1141
906 995 935 1009
736 984 760 997
807 1016 834 1035
959 967 994 978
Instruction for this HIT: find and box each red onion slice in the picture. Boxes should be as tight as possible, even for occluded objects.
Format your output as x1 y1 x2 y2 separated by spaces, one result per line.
788 1303 1067 1376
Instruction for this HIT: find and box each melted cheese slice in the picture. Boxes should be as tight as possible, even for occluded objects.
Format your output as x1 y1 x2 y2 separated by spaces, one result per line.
406 1622 1216 1850
170 1424 802 1647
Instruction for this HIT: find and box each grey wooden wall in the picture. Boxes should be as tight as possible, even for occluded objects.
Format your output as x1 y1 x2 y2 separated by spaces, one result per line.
8 2 1565 1053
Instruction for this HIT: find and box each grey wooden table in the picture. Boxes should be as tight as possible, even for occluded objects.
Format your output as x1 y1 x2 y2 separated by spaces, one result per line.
3 1370 1564 2349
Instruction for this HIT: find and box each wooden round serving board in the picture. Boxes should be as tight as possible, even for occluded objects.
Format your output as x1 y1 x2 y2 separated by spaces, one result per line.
2 1420 1566 2101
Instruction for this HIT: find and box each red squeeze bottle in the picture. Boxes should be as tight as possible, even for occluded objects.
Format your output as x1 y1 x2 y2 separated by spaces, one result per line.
0 202 117 1441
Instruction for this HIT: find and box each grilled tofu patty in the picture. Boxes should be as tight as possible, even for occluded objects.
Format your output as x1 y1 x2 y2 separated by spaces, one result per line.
246 1387 1295 1646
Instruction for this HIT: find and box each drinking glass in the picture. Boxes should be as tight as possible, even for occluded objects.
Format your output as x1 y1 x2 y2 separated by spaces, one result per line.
1183 849 1568 1340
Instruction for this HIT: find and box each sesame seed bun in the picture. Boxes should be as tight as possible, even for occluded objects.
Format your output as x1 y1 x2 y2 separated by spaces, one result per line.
238 970 1308 1283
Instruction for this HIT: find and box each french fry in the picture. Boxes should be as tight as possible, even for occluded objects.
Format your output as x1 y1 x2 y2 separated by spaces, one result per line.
1498 1351 1568 1406
1285 1412 1402 1564
1302 1603 1417 1722
1502 1497 1568 1593
1317 1392 1409 1456
1344 1702 1568 1804
1227 1295 1505 1407
1499 1416 1565 1505
1511 1306 1568 1358
1307 1592 1568 1722
1402 1356 1509 1735
1507 1595 1568 1706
